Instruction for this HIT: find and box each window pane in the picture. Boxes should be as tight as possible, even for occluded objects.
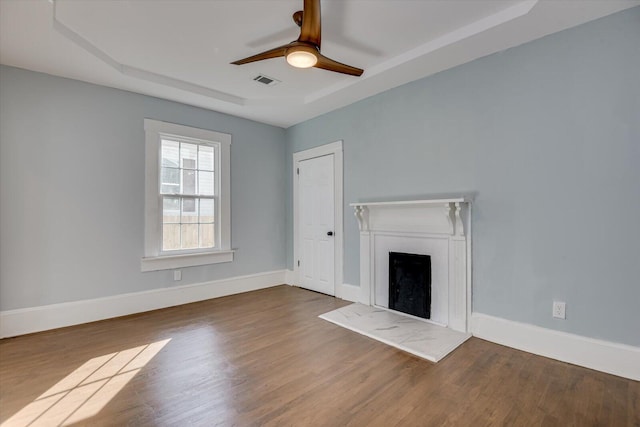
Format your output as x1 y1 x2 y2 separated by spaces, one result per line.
182 198 198 223
180 143 197 169
200 199 214 223
163 224 180 251
181 224 198 249
161 140 179 167
160 167 180 194
182 169 196 195
199 224 215 248
198 171 214 196
198 145 214 171
163 197 180 224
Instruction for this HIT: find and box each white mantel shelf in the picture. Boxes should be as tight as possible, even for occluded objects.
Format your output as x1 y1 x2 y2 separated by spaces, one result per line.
350 197 471 208
350 196 472 237
351 197 472 333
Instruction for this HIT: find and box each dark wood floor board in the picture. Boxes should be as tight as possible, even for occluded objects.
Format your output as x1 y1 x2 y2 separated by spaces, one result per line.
1 285 638 426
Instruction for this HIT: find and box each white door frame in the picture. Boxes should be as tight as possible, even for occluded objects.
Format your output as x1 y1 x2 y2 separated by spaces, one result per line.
293 141 344 298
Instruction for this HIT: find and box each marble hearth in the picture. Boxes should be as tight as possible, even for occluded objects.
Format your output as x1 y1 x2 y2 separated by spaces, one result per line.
320 303 470 362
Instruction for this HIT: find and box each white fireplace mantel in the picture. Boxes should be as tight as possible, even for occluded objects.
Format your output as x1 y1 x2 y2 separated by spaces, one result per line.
350 197 472 333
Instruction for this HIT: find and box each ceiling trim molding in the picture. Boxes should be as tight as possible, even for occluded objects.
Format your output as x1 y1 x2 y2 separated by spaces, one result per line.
303 0 538 104
51 0 246 106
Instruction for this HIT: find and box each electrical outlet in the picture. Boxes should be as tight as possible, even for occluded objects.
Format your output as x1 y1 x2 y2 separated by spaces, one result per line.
173 270 182 281
553 301 566 319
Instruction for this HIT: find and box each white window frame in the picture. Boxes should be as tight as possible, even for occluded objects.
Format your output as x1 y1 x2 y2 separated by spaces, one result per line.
141 119 232 272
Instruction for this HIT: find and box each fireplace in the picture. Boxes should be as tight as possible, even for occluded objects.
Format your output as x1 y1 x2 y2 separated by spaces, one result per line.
351 197 471 333
389 252 431 319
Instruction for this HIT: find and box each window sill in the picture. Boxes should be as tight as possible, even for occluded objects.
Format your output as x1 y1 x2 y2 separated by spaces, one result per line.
140 250 234 272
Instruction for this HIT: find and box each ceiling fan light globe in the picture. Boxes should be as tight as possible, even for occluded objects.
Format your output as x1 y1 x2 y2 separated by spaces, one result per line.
286 50 317 68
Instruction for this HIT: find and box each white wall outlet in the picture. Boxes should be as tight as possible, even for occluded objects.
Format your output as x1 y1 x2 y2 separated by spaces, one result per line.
553 301 566 319
173 270 182 281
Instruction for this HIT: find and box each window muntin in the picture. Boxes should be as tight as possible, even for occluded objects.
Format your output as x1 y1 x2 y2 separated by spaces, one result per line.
159 138 217 253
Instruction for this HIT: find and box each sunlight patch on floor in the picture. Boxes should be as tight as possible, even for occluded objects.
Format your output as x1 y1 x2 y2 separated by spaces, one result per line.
2 339 170 427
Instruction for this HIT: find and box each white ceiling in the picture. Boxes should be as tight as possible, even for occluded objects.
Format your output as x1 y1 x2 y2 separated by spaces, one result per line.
1 0 638 128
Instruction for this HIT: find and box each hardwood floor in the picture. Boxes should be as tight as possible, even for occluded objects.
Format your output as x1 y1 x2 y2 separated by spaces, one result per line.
1 285 638 426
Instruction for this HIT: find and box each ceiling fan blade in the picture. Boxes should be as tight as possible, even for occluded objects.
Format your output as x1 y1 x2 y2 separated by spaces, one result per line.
315 54 363 76
231 44 289 65
298 0 321 47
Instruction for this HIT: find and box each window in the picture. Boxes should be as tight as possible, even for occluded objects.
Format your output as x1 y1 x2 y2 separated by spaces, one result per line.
160 140 214 251
142 119 232 272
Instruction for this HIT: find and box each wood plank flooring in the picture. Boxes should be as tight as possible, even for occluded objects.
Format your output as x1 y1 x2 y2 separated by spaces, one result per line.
1 285 638 426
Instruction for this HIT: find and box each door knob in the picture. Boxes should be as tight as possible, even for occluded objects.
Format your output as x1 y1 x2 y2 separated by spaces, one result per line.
327 231 334 236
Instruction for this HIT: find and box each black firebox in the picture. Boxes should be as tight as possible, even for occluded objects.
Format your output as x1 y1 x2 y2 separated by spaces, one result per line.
388 252 431 319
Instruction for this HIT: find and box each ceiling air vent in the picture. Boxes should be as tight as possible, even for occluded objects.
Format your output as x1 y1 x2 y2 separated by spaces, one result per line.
253 74 281 86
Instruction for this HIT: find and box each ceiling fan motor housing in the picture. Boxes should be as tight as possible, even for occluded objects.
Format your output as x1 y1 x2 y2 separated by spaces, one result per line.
285 43 320 68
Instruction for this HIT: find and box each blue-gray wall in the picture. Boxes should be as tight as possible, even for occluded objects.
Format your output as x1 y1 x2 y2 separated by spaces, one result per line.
0 65 286 310
285 8 640 346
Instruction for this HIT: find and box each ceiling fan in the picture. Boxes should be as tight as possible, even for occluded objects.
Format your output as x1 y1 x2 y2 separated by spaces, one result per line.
231 0 364 77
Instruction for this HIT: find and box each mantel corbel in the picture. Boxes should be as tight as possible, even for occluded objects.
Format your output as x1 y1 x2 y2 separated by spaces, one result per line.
454 202 465 237
353 205 369 232
444 203 454 235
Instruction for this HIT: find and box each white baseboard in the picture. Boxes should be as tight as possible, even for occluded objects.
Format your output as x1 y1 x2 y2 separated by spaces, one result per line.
471 312 640 381
340 283 360 303
283 271 358 303
284 269 296 286
0 270 286 339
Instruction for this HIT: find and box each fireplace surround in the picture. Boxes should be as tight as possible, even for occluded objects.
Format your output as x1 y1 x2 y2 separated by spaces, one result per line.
351 197 471 333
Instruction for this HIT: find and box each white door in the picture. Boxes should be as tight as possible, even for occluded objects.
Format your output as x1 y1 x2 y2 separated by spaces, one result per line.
298 154 335 296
